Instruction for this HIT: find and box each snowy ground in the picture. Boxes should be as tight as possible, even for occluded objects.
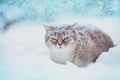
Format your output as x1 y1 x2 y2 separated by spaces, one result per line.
0 17 120 80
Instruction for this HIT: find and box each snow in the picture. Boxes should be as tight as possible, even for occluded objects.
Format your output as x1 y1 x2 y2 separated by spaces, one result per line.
0 0 120 80
0 17 120 80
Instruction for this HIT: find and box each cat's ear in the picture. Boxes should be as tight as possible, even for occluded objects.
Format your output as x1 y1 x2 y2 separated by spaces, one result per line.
43 24 50 32
71 22 78 32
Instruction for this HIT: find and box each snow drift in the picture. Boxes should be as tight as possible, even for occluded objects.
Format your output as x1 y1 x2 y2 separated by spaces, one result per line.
0 17 120 80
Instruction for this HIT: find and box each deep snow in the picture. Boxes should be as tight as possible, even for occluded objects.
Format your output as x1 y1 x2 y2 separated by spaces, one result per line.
0 17 120 80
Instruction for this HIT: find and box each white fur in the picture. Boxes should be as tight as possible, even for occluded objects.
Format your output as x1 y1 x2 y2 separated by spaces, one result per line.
49 44 74 64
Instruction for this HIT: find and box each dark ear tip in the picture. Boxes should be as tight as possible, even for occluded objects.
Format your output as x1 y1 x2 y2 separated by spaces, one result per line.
72 21 79 26
42 24 47 27
70 22 78 29
43 24 49 31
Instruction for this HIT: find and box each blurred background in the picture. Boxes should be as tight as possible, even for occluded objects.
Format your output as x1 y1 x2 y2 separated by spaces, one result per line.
0 0 120 30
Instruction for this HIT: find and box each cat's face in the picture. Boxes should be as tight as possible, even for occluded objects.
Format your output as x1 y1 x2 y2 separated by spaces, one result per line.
44 24 77 50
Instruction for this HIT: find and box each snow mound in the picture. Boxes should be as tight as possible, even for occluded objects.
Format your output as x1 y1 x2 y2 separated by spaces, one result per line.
0 18 120 80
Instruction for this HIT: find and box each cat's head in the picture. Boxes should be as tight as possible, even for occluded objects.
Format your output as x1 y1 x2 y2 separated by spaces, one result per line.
44 22 78 50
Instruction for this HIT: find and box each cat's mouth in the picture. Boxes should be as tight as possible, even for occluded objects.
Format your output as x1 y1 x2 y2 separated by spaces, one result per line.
59 46 62 48
57 46 63 49
56 43 65 49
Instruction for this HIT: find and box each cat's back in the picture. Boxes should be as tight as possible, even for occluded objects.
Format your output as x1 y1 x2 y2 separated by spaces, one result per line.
72 24 114 67
75 24 114 52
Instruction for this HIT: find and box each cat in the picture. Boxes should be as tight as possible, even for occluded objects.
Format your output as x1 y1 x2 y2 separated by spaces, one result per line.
43 22 114 67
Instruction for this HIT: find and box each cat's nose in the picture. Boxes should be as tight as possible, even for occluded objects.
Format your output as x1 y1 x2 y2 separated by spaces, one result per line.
58 42 62 46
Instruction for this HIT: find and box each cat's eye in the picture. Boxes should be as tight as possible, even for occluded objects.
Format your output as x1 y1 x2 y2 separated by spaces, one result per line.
63 37 70 41
51 38 58 42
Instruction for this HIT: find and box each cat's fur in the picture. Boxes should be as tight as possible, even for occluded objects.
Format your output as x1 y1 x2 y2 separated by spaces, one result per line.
44 23 114 67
